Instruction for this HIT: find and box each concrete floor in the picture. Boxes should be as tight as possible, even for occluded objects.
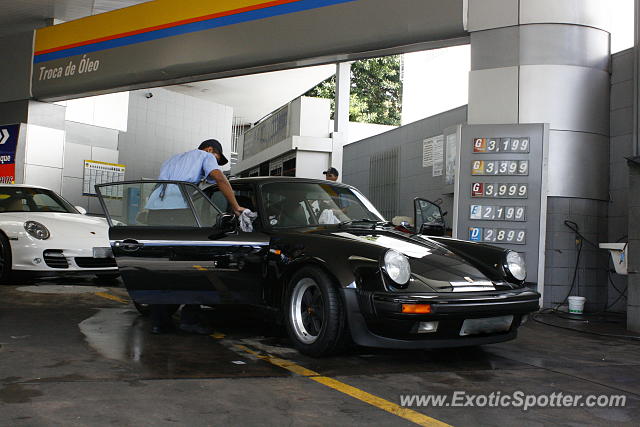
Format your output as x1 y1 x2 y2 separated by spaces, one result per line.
0 279 638 426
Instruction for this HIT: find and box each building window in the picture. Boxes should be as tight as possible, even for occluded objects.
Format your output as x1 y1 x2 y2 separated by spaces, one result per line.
283 157 296 177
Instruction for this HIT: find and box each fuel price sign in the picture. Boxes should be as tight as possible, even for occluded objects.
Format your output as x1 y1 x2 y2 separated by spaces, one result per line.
470 205 526 221
457 124 547 285
468 227 527 244
473 137 530 153
471 182 528 198
471 160 529 176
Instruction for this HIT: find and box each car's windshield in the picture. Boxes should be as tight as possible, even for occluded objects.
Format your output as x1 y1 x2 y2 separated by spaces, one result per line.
0 187 77 214
262 182 384 228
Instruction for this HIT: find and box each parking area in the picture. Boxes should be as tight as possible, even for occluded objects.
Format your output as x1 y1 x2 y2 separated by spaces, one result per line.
0 280 638 426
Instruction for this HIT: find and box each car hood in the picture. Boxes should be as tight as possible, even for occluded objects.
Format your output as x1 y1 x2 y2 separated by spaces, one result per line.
1 212 109 242
294 226 508 293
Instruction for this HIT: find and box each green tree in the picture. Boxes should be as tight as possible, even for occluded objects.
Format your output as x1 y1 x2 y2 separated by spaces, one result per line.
304 56 402 126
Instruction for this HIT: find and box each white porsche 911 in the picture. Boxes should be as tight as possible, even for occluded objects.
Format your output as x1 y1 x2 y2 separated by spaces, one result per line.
0 185 118 282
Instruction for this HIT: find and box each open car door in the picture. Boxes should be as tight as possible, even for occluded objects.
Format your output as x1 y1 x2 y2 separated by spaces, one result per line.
414 198 446 236
96 180 269 306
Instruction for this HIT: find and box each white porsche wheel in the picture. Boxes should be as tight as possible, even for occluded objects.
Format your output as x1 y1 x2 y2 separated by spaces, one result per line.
0 233 13 284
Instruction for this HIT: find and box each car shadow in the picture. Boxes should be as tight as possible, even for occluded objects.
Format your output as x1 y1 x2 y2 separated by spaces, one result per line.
9 273 122 287
197 306 527 377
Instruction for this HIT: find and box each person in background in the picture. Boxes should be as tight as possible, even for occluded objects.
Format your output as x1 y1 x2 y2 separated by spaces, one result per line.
323 167 339 181
149 139 246 335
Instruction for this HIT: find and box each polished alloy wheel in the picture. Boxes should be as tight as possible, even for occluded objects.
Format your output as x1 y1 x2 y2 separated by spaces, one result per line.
290 277 325 344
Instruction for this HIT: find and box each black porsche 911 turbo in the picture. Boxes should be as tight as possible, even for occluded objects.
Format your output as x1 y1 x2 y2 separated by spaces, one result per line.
96 177 539 357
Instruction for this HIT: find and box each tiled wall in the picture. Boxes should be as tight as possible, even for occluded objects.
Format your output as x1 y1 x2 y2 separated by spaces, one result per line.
544 197 609 311
608 48 635 311
19 90 233 213
542 48 632 312
119 88 233 181
17 101 120 214
627 162 640 330
62 121 120 213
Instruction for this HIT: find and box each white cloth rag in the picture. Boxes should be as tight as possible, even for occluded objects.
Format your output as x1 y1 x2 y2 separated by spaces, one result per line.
318 209 340 225
240 209 258 232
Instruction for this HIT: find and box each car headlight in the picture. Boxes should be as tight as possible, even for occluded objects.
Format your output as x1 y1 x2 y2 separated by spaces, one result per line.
383 249 411 285
505 250 526 282
24 221 50 240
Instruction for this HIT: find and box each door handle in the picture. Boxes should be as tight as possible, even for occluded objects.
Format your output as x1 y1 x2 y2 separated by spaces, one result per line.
115 239 144 252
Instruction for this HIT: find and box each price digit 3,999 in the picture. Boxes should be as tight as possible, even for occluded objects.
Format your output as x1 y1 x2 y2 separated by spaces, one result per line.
471 183 528 199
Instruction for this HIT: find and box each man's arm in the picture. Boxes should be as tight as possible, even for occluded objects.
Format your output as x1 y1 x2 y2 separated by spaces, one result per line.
209 169 246 216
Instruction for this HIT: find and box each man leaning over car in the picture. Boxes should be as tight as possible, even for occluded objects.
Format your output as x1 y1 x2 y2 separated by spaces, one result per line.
148 139 246 335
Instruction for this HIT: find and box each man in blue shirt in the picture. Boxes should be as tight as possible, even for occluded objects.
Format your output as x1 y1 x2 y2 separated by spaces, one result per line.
149 139 246 335
146 139 245 223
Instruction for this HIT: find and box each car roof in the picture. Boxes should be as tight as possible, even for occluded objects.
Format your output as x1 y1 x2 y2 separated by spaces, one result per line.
0 184 52 191
204 176 355 189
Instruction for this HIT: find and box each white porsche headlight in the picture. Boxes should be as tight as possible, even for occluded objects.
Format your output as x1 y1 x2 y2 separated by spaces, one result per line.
24 221 50 240
383 249 411 285
505 251 526 281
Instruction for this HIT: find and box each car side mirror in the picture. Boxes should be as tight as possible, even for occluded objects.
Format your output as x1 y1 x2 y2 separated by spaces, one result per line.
75 206 87 215
215 213 237 234
419 222 446 237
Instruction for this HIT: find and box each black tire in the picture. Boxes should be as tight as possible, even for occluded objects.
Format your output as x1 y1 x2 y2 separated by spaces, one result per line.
285 266 350 357
0 232 13 284
133 301 180 317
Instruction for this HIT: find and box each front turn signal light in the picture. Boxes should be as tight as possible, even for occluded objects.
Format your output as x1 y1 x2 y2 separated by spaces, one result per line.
401 304 432 314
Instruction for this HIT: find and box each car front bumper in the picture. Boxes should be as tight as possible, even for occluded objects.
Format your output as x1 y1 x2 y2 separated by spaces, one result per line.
10 241 117 272
341 288 540 349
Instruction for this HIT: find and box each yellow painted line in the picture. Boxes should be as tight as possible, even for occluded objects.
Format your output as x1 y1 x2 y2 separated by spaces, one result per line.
94 292 128 304
210 332 226 339
236 345 320 378
193 265 208 271
233 344 451 427
312 376 451 427
35 0 297 52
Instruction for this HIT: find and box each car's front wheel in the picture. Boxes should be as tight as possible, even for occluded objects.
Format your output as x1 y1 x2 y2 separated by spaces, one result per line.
285 266 349 357
0 233 13 284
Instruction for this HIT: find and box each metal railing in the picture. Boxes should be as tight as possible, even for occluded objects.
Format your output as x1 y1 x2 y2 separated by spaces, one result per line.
242 105 290 160
369 147 400 220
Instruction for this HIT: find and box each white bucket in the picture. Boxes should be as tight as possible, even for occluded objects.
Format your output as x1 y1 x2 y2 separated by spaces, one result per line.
567 296 586 314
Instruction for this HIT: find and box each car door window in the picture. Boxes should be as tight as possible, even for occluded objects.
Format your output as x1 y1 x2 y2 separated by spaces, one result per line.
415 199 444 230
206 186 261 231
207 187 256 213
188 188 220 227
210 191 229 213
96 181 220 227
